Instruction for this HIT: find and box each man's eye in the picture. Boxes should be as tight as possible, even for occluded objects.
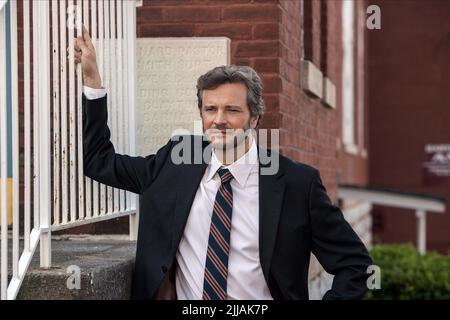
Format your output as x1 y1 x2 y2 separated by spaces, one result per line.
229 109 240 112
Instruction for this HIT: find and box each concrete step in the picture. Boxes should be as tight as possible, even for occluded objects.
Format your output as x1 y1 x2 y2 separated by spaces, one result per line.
15 235 136 300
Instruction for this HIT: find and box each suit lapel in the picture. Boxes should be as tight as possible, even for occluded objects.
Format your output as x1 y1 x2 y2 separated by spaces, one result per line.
258 148 285 284
171 137 210 252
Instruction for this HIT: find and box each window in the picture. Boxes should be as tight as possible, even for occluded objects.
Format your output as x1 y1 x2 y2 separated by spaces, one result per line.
342 0 357 154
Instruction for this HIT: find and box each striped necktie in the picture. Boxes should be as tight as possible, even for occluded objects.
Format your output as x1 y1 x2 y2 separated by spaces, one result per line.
202 168 234 300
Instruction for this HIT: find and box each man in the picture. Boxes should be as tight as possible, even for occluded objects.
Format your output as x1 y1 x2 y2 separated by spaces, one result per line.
75 27 372 300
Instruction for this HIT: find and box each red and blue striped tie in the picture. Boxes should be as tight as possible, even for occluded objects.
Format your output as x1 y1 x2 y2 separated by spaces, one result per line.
202 168 234 300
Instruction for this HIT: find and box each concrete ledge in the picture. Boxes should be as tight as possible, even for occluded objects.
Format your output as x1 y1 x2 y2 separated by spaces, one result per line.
322 77 336 109
16 235 136 300
301 60 323 99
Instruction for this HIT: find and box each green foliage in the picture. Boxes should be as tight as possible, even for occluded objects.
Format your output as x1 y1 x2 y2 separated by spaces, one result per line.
365 244 450 299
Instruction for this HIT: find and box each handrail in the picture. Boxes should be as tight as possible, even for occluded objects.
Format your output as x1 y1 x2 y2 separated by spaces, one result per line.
338 184 446 213
338 184 447 255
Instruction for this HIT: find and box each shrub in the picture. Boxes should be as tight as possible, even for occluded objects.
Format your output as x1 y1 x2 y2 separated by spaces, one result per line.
366 244 450 299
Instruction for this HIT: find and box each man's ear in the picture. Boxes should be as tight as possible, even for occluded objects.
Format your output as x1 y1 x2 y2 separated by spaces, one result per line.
251 115 260 129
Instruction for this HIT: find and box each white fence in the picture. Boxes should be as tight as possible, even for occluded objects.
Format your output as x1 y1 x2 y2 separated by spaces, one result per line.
0 0 139 300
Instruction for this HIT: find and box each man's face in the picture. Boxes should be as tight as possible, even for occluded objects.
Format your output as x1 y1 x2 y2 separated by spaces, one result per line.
201 82 258 150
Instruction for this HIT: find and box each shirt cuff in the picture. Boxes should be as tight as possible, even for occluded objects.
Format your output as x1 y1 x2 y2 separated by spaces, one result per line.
83 86 107 100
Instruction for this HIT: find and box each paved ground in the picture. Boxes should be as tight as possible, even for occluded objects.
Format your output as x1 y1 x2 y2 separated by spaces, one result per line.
2 235 137 299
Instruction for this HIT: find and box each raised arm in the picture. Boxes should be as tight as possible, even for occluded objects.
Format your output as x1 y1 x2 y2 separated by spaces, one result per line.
74 25 172 194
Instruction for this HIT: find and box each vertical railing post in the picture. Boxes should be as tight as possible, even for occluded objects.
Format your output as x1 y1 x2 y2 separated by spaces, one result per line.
23 0 31 254
37 0 52 269
98 0 106 216
83 0 92 220
110 0 119 213
68 0 76 222
0 0 8 301
32 0 40 231
122 0 130 218
104 0 111 214
77 0 85 221
10 0 19 282
91 0 99 218
415 209 426 255
117 0 125 213
52 0 60 226
127 0 138 241
60 0 68 225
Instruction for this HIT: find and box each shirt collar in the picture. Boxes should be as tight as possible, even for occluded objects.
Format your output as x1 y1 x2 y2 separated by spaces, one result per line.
206 138 258 187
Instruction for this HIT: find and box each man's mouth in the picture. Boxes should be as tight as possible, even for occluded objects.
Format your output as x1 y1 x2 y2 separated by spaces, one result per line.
210 128 232 134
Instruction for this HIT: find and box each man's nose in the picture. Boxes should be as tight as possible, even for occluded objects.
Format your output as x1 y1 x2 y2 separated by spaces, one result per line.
213 110 227 126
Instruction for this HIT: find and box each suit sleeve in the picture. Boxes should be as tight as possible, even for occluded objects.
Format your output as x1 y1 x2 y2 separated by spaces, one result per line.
308 169 373 300
82 94 173 195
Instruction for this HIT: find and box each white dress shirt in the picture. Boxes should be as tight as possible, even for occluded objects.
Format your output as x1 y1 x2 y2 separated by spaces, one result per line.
83 87 273 300
83 86 107 100
176 139 273 300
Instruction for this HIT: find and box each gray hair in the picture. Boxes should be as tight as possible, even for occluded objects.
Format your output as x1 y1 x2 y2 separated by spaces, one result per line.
196 65 265 121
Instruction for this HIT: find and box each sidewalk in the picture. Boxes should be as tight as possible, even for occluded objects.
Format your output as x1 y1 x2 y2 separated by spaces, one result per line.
1 235 137 299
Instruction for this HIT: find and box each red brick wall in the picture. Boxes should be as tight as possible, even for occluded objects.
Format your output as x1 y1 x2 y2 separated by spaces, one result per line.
368 0 450 253
136 0 369 202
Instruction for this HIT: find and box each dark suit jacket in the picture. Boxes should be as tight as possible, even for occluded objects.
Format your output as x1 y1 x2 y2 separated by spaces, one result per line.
82 94 373 300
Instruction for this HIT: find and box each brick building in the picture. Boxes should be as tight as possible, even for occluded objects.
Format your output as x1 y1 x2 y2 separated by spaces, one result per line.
368 0 450 253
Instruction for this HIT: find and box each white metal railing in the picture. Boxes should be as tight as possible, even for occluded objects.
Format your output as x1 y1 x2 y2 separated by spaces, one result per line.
338 185 447 255
0 0 139 300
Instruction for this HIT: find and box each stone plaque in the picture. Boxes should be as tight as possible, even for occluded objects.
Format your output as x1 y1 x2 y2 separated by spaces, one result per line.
136 38 230 156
